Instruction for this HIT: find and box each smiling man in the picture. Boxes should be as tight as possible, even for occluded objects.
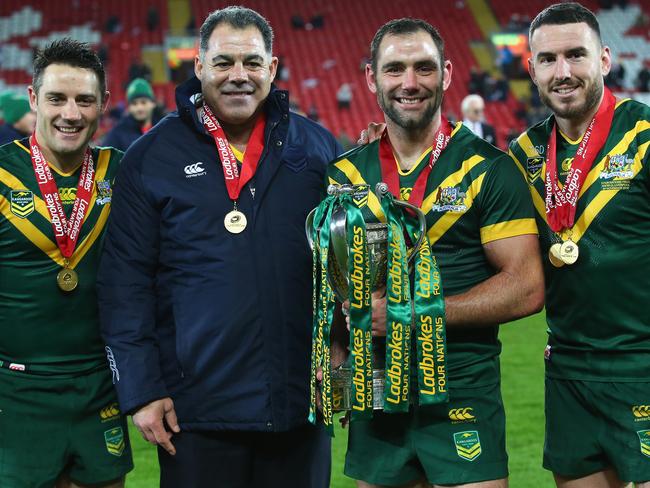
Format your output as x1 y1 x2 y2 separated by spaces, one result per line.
327 18 544 488
508 3 650 488
97 6 341 488
0 38 133 488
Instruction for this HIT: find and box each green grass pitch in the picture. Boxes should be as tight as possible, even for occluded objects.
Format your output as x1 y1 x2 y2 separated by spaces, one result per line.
125 311 553 487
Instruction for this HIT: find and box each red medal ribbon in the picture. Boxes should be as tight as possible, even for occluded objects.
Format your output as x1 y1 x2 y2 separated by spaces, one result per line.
29 134 95 260
544 88 616 232
378 117 453 208
201 103 266 201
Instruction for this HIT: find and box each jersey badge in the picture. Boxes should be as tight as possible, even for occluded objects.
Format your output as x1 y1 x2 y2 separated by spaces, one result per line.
600 154 634 180
431 187 467 213
453 430 482 461
637 430 650 458
10 190 34 218
526 157 544 184
449 407 476 423
99 402 121 422
104 427 125 457
95 180 112 205
352 184 369 208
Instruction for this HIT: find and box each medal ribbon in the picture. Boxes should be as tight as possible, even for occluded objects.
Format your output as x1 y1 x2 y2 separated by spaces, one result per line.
414 236 448 405
29 134 95 261
381 194 412 412
544 88 615 232
379 117 452 207
307 197 336 435
341 194 374 420
201 103 266 201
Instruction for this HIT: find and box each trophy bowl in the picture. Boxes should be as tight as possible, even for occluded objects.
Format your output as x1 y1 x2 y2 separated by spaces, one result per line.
306 183 427 411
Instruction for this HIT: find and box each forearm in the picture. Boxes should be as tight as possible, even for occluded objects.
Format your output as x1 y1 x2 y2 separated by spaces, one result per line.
445 259 544 327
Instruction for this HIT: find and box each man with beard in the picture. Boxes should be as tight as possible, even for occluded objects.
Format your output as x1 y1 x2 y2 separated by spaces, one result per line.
103 78 161 152
508 3 650 487
327 18 544 488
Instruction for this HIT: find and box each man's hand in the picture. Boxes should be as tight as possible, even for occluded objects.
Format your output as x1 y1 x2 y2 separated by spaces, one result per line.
343 289 387 336
132 397 180 456
357 122 386 145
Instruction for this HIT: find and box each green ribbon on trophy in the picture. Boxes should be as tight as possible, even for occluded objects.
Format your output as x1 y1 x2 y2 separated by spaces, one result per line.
382 193 413 412
306 183 449 433
340 193 374 419
308 195 336 434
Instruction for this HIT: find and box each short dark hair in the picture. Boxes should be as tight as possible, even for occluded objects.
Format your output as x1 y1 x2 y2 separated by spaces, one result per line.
370 18 445 73
529 3 601 44
199 6 274 59
32 38 107 101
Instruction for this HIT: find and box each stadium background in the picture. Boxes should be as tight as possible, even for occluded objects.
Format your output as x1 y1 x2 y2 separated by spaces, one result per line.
1 0 648 486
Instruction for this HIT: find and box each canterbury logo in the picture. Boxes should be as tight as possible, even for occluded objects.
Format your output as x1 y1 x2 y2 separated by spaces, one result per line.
633 406 650 418
449 408 475 421
184 163 205 176
100 402 121 420
58 187 77 203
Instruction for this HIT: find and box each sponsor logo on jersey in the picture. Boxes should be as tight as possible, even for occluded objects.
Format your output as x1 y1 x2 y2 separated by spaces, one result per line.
95 179 112 205
637 430 650 458
100 402 121 422
544 345 551 361
184 162 207 178
633 405 650 421
10 190 34 218
104 427 125 457
600 154 633 180
453 431 482 461
526 157 544 184
352 184 369 208
9 363 26 371
400 187 412 201
58 187 77 205
431 187 467 212
449 407 476 423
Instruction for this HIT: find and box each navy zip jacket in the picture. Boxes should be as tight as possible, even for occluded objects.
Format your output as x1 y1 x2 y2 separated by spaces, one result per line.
98 77 341 432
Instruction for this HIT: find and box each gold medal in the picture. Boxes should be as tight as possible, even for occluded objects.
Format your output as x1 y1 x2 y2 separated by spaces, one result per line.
224 210 247 234
57 267 79 292
549 243 565 268
559 239 579 265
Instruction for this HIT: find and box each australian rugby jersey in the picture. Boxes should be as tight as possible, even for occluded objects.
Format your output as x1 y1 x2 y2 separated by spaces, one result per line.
328 123 537 387
509 99 650 380
0 138 120 374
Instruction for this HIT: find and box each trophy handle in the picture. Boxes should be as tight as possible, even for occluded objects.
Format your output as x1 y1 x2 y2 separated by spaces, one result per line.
374 182 428 265
305 207 317 251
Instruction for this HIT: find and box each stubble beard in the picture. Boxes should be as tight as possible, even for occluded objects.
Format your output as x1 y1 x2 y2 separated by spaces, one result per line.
540 79 602 121
377 86 443 132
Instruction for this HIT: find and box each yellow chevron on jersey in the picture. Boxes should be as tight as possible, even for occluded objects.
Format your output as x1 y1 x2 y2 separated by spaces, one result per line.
330 158 385 222
0 148 112 267
511 120 649 243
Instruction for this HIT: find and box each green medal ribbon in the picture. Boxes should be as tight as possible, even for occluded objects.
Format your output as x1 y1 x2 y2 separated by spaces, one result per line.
414 236 448 405
381 195 412 412
308 197 336 434
341 194 374 419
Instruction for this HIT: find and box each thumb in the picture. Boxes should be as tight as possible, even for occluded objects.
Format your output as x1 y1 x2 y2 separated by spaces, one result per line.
164 401 181 433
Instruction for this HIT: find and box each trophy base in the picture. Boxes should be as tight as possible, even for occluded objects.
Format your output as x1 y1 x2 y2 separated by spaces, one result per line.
331 367 386 411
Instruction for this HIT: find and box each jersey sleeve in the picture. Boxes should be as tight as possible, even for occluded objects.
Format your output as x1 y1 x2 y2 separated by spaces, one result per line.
476 152 538 244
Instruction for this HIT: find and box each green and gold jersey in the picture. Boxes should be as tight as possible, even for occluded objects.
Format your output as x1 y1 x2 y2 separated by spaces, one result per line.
0 138 121 375
509 99 650 381
328 123 537 387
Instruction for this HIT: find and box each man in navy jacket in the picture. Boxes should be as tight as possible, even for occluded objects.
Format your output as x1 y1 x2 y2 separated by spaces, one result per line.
98 6 341 488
